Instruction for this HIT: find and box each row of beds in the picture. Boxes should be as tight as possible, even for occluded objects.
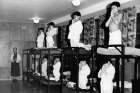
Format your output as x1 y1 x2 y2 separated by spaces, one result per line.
22 45 140 93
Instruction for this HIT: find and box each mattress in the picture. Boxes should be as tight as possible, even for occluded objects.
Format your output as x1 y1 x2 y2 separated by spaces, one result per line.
97 47 140 56
63 47 91 55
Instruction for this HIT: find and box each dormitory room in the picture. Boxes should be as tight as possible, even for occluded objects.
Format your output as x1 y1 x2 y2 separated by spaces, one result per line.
0 0 140 93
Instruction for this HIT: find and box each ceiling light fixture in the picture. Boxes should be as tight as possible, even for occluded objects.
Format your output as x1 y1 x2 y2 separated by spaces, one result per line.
72 0 80 6
32 17 41 24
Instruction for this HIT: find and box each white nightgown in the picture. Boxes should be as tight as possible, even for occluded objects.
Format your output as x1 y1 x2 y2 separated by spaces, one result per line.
46 28 57 48
79 64 90 89
41 60 48 77
98 62 115 93
52 61 61 81
37 32 45 48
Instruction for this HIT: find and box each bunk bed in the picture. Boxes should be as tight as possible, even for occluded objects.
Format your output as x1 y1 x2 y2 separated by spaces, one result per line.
22 47 93 93
22 48 62 93
95 45 140 93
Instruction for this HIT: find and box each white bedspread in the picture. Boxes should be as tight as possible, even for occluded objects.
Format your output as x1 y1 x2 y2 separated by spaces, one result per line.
97 47 140 56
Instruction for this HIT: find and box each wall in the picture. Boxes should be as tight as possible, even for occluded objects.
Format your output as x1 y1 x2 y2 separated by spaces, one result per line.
0 22 37 80
134 0 140 12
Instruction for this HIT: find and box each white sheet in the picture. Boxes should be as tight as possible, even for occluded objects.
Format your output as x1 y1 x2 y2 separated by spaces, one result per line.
97 47 140 56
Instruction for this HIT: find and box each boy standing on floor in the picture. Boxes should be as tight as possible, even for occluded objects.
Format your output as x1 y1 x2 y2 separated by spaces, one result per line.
98 61 115 93
79 60 90 89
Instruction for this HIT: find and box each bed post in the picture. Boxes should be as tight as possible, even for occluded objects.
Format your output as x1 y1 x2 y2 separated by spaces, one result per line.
60 48 64 93
27 50 30 82
121 44 125 93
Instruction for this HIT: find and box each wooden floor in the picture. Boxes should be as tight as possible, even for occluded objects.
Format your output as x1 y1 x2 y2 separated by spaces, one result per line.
0 80 132 93
0 80 59 93
0 80 97 93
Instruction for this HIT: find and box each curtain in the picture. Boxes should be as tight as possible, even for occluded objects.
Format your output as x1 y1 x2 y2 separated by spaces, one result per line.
59 6 136 48
59 25 70 48
82 17 96 45
121 7 136 47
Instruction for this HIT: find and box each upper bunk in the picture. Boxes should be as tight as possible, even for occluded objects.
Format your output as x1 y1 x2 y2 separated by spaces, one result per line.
22 47 91 56
23 48 62 55
96 45 140 58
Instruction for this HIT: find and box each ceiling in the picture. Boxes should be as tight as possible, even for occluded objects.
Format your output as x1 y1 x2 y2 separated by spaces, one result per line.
0 0 104 23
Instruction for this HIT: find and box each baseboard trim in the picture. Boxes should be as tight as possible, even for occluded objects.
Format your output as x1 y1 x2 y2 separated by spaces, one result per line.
0 78 22 81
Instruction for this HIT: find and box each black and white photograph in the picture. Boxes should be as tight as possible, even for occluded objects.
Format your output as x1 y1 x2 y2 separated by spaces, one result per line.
0 0 139 93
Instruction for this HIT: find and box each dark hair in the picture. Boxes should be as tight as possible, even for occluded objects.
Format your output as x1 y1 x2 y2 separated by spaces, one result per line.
71 11 81 19
43 55 48 59
104 1 120 27
38 27 44 31
110 1 120 8
47 22 55 27
79 56 89 62
52 56 61 64
53 56 61 60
